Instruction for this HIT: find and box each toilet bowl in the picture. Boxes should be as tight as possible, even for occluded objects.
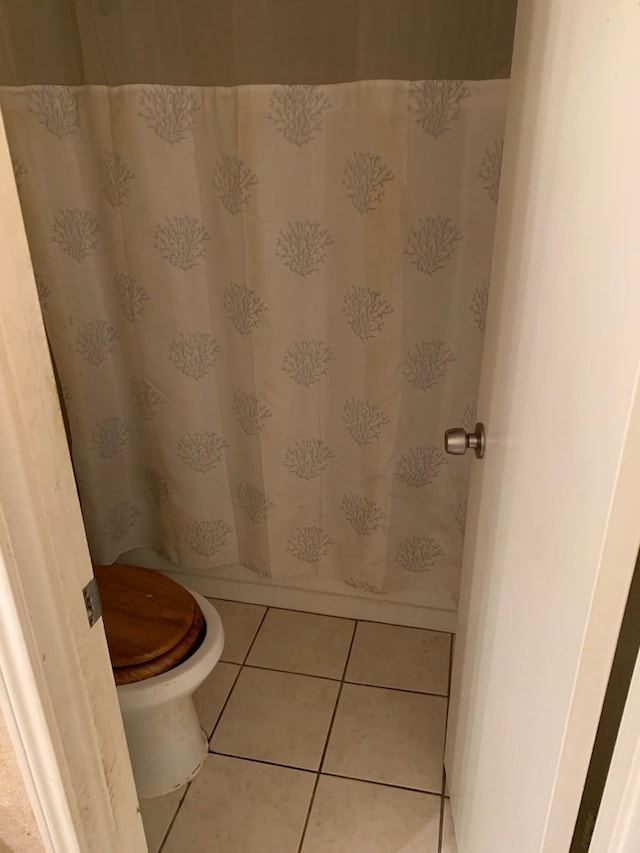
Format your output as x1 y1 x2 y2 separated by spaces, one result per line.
94 564 224 798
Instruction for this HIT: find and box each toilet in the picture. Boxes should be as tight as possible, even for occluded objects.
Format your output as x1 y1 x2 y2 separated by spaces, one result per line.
94 563 224 798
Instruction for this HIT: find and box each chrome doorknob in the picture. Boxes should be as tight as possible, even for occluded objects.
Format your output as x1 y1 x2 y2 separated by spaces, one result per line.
444 422 486 459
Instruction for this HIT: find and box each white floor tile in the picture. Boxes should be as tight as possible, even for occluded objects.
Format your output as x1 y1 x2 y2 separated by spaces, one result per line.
163 754 314 853
246 609 355 679
346 622 451 695
139 786 185 853
323 683 446 792
207 598 266 663
442 798 458 852
210 667 340 770
301 775 441 853
193 661 240 737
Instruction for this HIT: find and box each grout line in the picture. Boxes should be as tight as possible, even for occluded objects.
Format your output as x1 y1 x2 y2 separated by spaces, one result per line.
241 663 341 684
157 780 192 853
208 749 316 775
206 663 244 744
438 778 446 852
296 618 358 852
206 608 268 747
438 634 454 853
438 635 456 851
439 631 456 851
321 618 359 777
206 748 446 799
207 595 454 636
320 770 445 799
252 604 357 626
234 661 449 699
316 622 356 774
447 632 455 697
343 679 449 700
340 621 358 682
295 774 321 853
443 632 455 757
241 607 270 665
356 616 453 638
206 749 447 799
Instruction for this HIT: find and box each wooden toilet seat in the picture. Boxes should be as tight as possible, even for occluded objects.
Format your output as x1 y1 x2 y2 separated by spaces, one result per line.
94 564 205 686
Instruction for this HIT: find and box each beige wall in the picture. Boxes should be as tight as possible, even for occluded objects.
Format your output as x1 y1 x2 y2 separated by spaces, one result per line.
0 0 517 85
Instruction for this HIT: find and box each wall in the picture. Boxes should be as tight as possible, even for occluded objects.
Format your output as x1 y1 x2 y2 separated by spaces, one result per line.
0 0 517 84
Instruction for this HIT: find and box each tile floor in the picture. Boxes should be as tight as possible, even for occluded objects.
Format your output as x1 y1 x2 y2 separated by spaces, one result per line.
140 600 458 853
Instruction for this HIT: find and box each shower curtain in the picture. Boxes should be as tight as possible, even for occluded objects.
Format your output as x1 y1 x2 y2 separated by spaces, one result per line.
0 1 513 607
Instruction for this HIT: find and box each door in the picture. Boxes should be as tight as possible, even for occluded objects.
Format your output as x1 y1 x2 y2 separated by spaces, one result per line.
446 1 640 852
0 109 146 850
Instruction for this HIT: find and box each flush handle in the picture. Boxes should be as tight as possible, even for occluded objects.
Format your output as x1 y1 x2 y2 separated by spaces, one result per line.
444 422 486 459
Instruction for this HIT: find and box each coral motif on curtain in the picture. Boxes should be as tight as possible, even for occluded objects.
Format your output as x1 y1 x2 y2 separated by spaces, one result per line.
0 78 507 608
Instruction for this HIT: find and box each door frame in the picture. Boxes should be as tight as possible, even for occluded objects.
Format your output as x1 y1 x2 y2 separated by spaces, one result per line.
0 110 146 851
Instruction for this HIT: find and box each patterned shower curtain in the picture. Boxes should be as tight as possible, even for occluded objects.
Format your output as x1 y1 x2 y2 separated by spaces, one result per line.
0 78 507 605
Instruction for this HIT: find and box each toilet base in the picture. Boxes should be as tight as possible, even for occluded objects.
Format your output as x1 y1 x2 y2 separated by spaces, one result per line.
122 694 208 798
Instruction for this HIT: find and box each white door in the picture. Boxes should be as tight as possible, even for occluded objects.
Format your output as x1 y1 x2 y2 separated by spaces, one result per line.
0 110 146 850
446 1 640 852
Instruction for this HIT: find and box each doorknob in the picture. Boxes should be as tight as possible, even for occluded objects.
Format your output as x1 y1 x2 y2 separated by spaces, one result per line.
444 422 486 459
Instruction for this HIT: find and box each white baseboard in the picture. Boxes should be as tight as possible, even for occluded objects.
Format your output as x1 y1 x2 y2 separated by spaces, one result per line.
120 549 457 633
168 571 456 632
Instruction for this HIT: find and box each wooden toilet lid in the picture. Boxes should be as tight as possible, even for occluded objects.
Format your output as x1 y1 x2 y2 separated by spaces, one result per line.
94 564 205 685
